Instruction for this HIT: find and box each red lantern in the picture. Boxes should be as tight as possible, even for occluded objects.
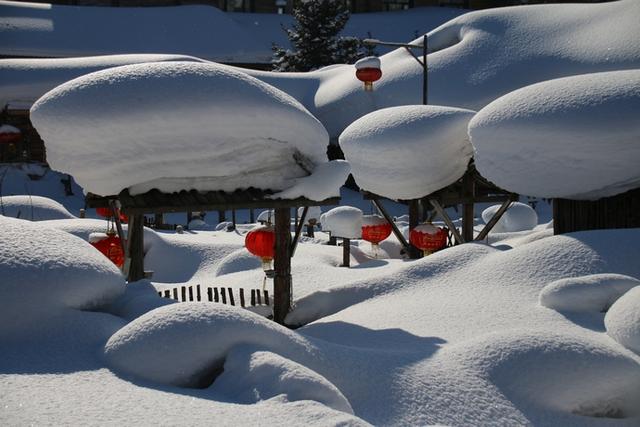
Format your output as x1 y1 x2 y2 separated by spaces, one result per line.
245 225 275 269
356 68 382 91
410 223 448 255
96 207 113 218
362 222 392 245
0 126 21 145
91 234 125 268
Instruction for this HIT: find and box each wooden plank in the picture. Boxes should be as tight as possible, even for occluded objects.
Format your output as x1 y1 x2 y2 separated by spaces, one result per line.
228 288 235 306
221 287 227 305
429 199 465 244
291 206 308 257
196 284 201 301
181 286 186 302
462 170 475 242
163 290 171 298
173 288 178 300
251 289 256 306
273 207 292 324
257 289 262 305
408 200 422 259
264 290 270 306
207 287 213 302
188 286 194 301
240 288 245 308
214 287 219 303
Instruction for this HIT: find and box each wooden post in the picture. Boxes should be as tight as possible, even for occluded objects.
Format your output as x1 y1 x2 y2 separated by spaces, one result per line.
249 209 255 223
408 199 422 259
273 207 292 325
218 210 226 222
126 213 145 282
291 206 308 257
155 212 164 228
240 288 246 307
231 210 237 230
342 238 350 267
462 169 475 242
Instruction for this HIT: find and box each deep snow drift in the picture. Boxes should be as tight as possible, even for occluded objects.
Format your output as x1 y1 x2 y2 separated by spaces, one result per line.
470 69 640 200
30 61 346 198
0 194 75 220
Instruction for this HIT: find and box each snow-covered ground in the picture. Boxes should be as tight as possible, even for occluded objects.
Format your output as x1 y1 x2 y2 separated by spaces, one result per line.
2 0 640 425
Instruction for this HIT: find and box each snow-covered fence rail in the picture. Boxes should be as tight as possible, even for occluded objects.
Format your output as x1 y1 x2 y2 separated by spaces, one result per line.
158 284 270 308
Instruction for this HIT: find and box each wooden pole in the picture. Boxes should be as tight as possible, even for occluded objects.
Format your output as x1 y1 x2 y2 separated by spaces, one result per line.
429 199 465 244
126 213 145 282
291 206 308 257
462 170 475 242
408 199 422 259
475 198 514 241
342 238 350 267
371 198 413 255
273 208 292 325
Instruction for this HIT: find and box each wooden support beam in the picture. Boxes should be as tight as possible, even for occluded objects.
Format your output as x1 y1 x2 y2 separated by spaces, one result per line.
429 199 465 244
290 206 308 257
109 200 127 260
408 199 422 259
371 198 412 253
462 170 475 242
273 208 292 325
126 214 145 282
475 198 515 242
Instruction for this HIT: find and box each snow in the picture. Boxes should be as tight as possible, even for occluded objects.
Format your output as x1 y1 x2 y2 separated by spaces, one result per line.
361 214 386 227
270 160 350 201
605 286 640 355
0 194 75 220
339 105 475 200
470 70 640 200
0 54 206 108
481 202 537 233
321 206 362 238
257 209 274 224
0 124 20 133
354 56 380 70
0 0 465 63
0 215 125 310
298 206 322 223
30 61 332 197
539 273 640 314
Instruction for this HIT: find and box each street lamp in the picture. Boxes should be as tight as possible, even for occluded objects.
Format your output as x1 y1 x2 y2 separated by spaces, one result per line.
362 35 428 105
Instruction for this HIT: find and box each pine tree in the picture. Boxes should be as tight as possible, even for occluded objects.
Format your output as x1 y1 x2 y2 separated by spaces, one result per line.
272 0 367 72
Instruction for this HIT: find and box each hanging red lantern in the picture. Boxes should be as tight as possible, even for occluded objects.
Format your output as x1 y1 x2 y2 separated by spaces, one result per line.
0 125 22 145
410 223 448 255
355 57 382 91
361 214 392 254
245 225 275 269
96 207 113 218
91 233 125 268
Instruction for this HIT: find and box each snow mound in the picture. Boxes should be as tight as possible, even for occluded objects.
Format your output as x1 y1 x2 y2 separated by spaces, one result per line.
481 202 537 233
605 286 640 355
0 195 75 221
466 331 640 420
470 70 640 200
298 206 322 223
30 61 329 197
0 216 125 310
321 206 363 239
340 105 475 200
213 347 353 414
214 249 262 277
106 280 175 321
540 274 640 314
104 303 310 388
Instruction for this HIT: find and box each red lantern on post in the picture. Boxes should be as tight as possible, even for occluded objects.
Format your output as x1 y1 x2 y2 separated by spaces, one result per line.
245 225 275 271
96 207 112 218
410 223 448 256
355 57 382 91
91 233 125 268
361 215 392 257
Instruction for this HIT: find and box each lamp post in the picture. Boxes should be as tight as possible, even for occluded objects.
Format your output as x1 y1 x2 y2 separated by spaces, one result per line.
363 34 428 105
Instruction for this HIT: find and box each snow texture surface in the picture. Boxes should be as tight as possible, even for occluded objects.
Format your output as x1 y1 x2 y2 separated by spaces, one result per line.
540 274 640 314
340 105 475 200
470 70 640 200
30 61 330 197
605 286 640 355
0 195 75 221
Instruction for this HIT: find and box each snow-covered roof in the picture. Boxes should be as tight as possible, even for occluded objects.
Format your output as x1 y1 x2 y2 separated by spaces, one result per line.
469 69 640 200
339 105 475 200
0 0 465 62
30 61 336 197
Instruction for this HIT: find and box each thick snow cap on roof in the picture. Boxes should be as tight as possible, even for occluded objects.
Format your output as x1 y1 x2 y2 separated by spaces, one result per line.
470 70 640 200
340 105 474 200
0 54 206 108
30 61 330 197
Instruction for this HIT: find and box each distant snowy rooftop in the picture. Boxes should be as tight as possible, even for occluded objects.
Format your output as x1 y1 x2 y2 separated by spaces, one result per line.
0 1 465 63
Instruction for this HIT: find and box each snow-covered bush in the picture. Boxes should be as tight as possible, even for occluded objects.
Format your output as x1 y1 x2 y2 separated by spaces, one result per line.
539 274 640 313
321 206 363 238
340 105 475 200
481 202 537 233
605 286 640 355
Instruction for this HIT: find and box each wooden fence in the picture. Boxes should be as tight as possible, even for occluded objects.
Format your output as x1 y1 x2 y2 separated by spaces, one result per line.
158 284 270 308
